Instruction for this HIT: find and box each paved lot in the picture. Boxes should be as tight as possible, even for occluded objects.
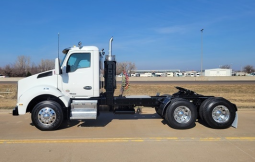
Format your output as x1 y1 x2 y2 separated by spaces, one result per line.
0 108 255 162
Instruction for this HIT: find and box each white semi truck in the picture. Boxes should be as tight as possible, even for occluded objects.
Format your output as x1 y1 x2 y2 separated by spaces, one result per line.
13 38 238 131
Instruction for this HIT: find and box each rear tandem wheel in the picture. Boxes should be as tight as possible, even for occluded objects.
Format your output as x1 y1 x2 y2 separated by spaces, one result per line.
201 97 236 129
199 97 214 120
165 98 197 129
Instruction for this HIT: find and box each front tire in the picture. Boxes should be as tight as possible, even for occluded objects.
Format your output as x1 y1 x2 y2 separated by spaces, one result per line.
31 100 64 131
202 98 236 129
165 99 197 129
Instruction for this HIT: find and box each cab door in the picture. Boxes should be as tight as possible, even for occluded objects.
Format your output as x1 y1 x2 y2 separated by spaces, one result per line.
61 52 94 98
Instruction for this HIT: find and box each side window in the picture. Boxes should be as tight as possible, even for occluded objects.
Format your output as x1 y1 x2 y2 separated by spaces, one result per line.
66 53 91 73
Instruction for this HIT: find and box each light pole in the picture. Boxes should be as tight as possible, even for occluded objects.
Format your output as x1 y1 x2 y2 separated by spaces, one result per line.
201 29 204 76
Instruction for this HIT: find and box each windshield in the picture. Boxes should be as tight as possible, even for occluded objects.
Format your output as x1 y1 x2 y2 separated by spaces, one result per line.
60 54 67 67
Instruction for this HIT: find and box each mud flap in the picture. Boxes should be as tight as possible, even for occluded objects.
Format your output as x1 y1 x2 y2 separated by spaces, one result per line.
232 112 238 128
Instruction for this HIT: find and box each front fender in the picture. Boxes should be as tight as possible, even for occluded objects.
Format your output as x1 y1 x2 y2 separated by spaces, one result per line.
17 85 69 115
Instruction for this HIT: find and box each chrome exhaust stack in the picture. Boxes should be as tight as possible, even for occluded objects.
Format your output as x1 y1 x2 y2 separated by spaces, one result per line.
105 37 115 61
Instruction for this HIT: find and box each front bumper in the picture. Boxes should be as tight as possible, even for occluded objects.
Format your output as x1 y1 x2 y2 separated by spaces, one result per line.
13 106 19 116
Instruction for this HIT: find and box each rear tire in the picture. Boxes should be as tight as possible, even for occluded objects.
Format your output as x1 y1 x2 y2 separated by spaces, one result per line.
165 99 197 129
31 100 64 131
199 97 214 120
203 98 236 129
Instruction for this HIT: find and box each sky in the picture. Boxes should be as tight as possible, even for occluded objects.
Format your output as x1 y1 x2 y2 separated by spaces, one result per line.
0 0 254 71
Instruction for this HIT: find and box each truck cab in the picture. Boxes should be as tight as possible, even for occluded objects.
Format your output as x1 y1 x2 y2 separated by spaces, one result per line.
58 45 102 98
14 44 103 116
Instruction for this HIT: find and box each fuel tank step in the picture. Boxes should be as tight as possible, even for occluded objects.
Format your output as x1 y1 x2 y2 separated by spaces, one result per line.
114 108 135 114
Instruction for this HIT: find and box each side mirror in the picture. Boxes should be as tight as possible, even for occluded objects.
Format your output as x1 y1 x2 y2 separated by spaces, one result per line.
55 58 61 75
66 65 70 73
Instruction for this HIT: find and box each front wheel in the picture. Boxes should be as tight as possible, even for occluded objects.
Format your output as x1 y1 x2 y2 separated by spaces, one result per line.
31 100 64 131
165 99 197 129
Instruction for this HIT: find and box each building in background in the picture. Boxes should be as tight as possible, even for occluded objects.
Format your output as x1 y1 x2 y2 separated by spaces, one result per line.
133 70 180 77
205 68 232 76
183 71 198 77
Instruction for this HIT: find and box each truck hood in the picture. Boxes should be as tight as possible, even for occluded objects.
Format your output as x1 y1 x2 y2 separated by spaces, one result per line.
17 70 58 100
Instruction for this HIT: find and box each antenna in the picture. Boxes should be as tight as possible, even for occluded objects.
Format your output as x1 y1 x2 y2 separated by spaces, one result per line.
58 33 60 59
57 33 60 89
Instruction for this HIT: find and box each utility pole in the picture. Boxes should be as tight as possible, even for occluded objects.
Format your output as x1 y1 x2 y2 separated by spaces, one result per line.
201 29 204 76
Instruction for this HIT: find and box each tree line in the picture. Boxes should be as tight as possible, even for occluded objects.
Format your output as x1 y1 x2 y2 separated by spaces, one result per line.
0 55 54 77
0 55 137 77
0 55 253 77
116 62 136 75
220 64 255 73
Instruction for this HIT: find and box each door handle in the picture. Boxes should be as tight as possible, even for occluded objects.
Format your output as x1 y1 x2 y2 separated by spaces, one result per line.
84 86 92 90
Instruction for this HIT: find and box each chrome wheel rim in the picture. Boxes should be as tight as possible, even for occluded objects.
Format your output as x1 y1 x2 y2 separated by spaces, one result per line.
38 107 56 125
212 105 230 123
173 106 191 123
